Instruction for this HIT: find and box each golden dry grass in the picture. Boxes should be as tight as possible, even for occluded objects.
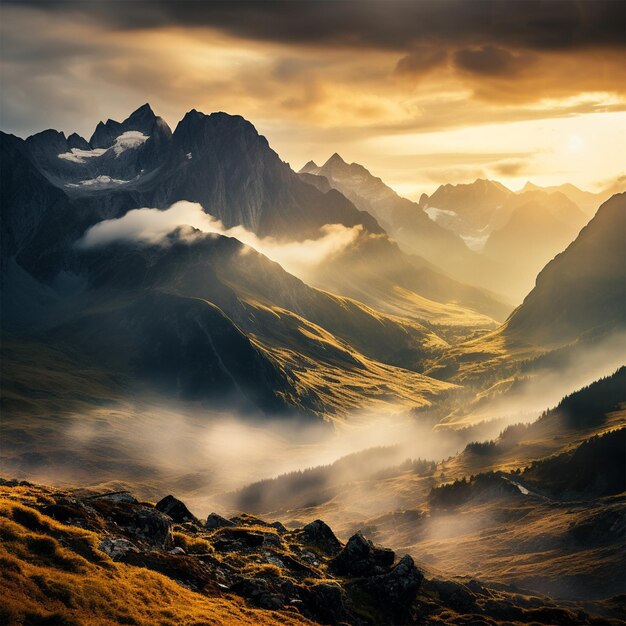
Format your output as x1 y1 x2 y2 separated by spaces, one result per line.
0 490 311 626
171 532 213 555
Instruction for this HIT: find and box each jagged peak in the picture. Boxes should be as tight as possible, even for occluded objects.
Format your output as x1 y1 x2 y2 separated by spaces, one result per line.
128 102 155 118
26 128 67 142
522 181 539 191
325 152 347 166
471 178 511 193
174 110 264 144
299 160 318 173
67 132 90 150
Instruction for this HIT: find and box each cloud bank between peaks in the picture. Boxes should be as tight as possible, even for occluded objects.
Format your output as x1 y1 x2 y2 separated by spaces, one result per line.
77 201 362 277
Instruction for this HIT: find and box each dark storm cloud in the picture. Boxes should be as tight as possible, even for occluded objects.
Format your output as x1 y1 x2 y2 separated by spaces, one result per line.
454 46 530 77
7 0 625 52
395 48 448 76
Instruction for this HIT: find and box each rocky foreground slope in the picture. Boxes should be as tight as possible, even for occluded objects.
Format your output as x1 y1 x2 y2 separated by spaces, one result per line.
1 480 622 625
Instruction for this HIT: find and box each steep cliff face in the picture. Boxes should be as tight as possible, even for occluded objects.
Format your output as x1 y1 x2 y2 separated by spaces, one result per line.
0 132 74 274
157 111 382 238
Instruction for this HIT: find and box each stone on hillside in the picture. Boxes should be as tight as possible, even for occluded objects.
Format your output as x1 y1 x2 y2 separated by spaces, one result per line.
350 554 424 623
329 532 395 577
126 507 173 547
99 537 138 560
230 577 285 610
93 491 137 504
271 520 288 533
302 519 342 556
300 582 347 624
155 494 198 523
205 512 236 530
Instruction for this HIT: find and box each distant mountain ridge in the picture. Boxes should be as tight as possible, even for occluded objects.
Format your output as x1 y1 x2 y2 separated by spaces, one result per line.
422 178 512 241
299 154 488 284
521 179 626 215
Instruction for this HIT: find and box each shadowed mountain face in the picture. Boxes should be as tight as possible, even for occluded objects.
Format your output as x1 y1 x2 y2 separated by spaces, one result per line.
505 192 626 345
24 107 381 239
0 133 73 273
25 104 173 191
48 290 299 413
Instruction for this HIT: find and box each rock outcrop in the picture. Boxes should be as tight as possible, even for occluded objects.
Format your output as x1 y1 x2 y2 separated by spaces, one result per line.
1 479 605 626
330 532 395 577
156 494 199 524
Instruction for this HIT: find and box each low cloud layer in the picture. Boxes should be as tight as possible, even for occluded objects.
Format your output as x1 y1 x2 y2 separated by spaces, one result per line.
77 201 362 277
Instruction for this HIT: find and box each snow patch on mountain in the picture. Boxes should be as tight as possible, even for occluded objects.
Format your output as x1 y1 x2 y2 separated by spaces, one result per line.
58 147 107 163
424 207 458 222
57 131 149 163
460 232 490 252
66 175 129 189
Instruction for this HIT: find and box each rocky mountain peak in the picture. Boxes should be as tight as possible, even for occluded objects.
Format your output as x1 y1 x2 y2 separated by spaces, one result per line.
325 152 348 168
172 109 272 169
126 102 156 123
67 132 90 150
89 103 169 148
25 128 68 154
300 159 318 173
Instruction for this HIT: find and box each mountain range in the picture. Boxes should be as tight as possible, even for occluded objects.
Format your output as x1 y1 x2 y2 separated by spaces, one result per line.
1 101 625 626
1 104 514 419
2 103 625 419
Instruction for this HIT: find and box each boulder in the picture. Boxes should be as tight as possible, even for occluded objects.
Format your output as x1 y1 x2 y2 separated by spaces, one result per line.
125 506 173 547
89 499 173 548
300 582 347 624
155 495 198 523
301 519 342 556
430 579 478 614
350 554 424 623
99 537 138 559
230 577 285 610
212 528 265 551
329 532 395 577
90 491 137 504
271 520 288 533
205 512 236 530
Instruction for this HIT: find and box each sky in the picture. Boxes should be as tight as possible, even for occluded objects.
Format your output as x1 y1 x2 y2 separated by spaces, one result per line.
1 0 624 199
